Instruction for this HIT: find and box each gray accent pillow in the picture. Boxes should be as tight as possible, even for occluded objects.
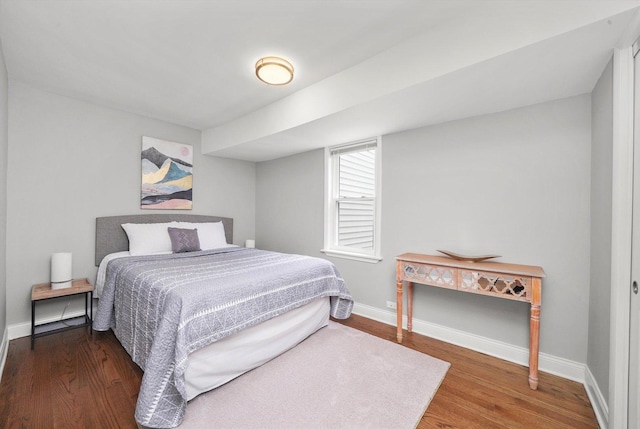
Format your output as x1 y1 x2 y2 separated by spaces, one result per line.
168 227 201 253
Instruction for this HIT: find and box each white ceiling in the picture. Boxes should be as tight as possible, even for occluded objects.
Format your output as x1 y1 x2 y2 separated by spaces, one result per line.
1 0 639 162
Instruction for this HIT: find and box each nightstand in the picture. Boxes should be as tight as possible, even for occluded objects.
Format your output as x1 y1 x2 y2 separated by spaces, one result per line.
31 278 93 349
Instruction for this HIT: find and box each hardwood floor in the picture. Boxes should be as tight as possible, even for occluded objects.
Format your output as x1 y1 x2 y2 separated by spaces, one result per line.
0 328 142 429
337 315 598 429
0 315 598 428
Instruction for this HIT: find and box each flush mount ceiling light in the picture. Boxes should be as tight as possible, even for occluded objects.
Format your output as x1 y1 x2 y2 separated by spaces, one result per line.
255 56 294 85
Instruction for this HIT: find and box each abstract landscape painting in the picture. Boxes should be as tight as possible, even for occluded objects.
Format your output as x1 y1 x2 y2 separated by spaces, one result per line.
141 136 193 210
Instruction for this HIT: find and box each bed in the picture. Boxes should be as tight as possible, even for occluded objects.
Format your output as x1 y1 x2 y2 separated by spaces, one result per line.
92 214 353 429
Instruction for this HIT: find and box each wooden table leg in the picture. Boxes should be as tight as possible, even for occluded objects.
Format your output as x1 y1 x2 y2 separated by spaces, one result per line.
396 279 403 342
528 277 542 390
407 281 413 333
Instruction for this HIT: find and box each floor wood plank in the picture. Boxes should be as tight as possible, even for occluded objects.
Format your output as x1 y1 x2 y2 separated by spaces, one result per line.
0 315 598 428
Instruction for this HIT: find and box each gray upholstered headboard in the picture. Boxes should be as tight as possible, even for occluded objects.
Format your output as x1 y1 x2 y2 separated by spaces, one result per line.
95 214 233 266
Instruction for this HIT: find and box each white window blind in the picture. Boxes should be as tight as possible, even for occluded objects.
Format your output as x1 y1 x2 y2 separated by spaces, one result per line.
336 147 375 249
324 138 381 263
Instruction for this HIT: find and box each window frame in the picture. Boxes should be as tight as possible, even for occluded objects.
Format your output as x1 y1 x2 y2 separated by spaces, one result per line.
322 137 382 263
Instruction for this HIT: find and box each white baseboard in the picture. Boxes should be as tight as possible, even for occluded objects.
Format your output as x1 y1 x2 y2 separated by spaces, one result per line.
4 300 606 425
360 297 609 427
8 304 96 340
352 302 586 383
0 327 8 383
585 366 609 429
0 300 608 427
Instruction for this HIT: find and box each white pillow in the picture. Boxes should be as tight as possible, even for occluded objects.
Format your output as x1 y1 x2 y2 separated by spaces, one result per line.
121 222 177 255
173 221 228 250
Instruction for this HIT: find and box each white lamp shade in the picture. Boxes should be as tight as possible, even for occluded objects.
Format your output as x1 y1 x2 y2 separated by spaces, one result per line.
51 252 72 290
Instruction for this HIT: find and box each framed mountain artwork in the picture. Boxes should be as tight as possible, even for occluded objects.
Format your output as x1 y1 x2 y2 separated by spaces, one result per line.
141 136 193 210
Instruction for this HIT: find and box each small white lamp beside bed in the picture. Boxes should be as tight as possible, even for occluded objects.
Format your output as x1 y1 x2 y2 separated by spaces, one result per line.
51 252 73 290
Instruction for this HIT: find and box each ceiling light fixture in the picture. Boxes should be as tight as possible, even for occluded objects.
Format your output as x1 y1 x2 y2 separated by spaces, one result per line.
255 56 294 85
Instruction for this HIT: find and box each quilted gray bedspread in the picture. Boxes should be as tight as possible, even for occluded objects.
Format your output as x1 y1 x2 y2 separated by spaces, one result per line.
93 247 353 428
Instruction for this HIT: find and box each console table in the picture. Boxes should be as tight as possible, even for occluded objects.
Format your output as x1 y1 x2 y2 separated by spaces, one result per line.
395 253 545 389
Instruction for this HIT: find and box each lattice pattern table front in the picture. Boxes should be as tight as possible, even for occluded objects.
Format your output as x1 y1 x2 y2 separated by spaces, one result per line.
459 270 531 302
400 262 457 290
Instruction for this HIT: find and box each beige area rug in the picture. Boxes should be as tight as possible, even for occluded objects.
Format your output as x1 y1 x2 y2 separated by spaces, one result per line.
178 321 450 429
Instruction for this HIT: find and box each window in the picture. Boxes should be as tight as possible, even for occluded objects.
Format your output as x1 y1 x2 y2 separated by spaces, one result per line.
323 138 382 263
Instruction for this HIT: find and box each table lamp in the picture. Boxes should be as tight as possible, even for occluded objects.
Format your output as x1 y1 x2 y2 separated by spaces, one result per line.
51 252 72 290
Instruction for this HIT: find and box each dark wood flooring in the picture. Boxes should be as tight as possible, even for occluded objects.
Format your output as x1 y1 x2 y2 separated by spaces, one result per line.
0 314 598 428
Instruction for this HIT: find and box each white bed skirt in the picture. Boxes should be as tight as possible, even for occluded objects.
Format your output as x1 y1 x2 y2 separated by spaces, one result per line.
184 297 330 400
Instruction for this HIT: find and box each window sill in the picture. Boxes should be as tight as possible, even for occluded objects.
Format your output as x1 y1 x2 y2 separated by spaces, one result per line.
320 249 382 264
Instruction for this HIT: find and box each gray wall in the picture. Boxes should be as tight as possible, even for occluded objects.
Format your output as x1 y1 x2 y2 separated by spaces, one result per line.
256 149 325 257
256 95 592 362
588 58 613 402
6 81 255 327
0 38 7 340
